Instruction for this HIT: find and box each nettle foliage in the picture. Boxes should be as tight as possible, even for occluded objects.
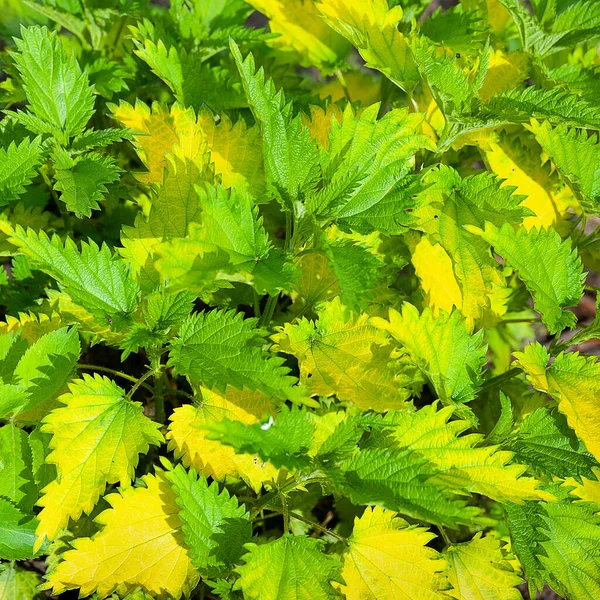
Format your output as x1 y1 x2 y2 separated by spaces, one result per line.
1 0 600 598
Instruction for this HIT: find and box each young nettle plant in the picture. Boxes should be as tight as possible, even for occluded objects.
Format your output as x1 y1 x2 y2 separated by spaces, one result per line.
1 0 600 599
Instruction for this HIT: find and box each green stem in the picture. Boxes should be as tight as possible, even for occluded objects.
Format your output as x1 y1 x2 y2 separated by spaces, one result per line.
253 289 262 319
260 293 279 327
288 511 347 544
334 69 351 102
77 364 152 391
438 525 452 546
154 372 165 423
126 370 155 400
281 493 290 533
479 367 521 392
164 388 196 402
501 317 542 324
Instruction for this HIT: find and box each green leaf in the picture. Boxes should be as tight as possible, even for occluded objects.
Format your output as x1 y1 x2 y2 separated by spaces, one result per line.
487 86 600 130
473 223 585 334
372 304 487 409
0 136 44 204
168 309 303 402
236 534 342 600
204 405 315 470
511 407 599 479
11 25 95 140
52 150 121 218
12 326 80 417
0 561 43 600
337 447 483 529
230 40 319 206
166 464 252 579
0 498 41 560
159 183 297 295
0 423 36 512
7 227 140 328
529 120 600 214
309 105 432 234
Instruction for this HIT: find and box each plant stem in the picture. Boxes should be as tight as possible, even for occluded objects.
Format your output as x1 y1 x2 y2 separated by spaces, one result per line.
154 372 165 423
260 293 279 327
479 367 521 392
253 290 262 318
126 370 155 400
77 364 152 390
438 525 452 546
281 493 290 533
288 511 347 544
501 317 542 324
334 69 351 102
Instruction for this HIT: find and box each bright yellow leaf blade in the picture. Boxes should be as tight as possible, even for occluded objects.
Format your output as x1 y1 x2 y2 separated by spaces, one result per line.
446 534 523 600
564 467 600 506
317 0 419 93
167 388 279 492
514 343 600 462
246 0 349 71
384 403 552 503
411 235 463 316
273 298 415 411
35 374 163 549
45 472 199 599
339 506 448 600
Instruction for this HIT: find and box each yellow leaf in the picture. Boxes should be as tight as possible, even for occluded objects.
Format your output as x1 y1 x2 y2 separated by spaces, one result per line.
246 0 349 71
480 49 529 102
45 472 199 599
564 467 600 507
316 71 382 106
0 311 62 342
35 374 163 549
514 343 600 462
301 104 343 150
483 137 564 230
273 298 414 411
196 111 265 198
446 534 523 600
111 101 205 184
317 0 419 93
411 236 463 316
167 388 279 492
338 506 448 600
385 403 552 503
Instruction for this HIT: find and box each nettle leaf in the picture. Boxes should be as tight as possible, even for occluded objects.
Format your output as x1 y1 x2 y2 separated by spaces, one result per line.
511 407 599 479
273 298 414 411
0 497 40 561
445 534 523 600
34 374 163 549
52 149 121 218
529 119 600 214
514 343 600 462
340 506 449 600
317 0 419 93
336 447 483 528
0 562 43 600
309 104 432 233
235 534 343 600
11 25 95 140
7 227 140 327
168 309 303 401
166 464 252 579
372 304 487 411
204 404 315 470
231 40 319 206
380 404 552 503
0 136 44 204
167 387 279 493
0 423 36 512
45 472 199 599
473 223 585 334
